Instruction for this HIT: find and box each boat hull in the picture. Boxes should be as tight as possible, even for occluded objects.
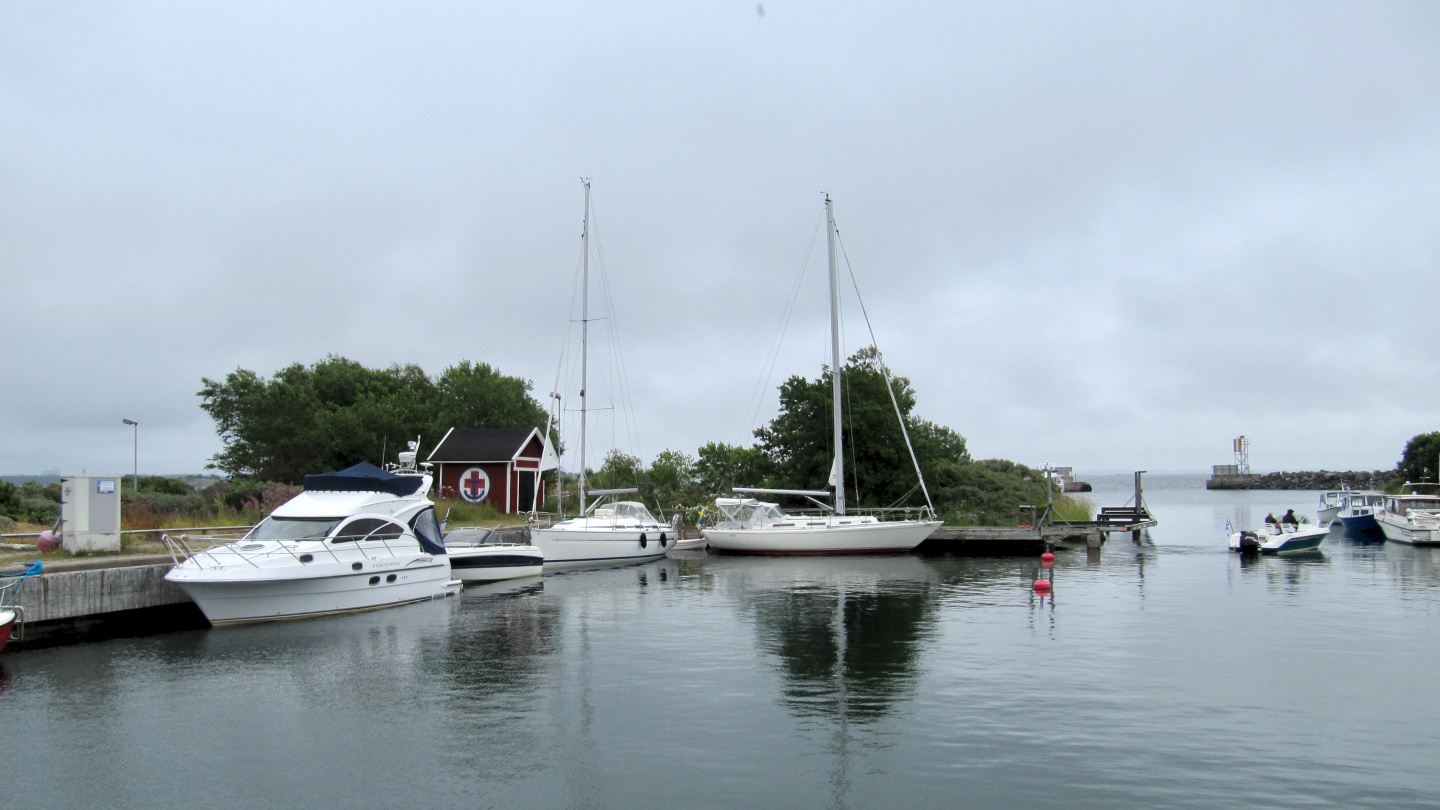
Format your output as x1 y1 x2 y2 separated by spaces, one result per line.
1229 525 1328 554
703 520 941 555
0 609 15 651
447 547 544 582
1378 518 1440 546
1264 531 1327 554
529 528 672 565
1338 513 1381 534
169 563 459 625
1317 506 1342 525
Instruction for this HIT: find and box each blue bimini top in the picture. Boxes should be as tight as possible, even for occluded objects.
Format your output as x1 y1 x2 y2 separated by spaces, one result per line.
303 462 425 497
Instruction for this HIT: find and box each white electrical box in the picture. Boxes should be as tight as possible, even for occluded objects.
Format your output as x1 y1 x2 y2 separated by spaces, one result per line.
61 475 122 553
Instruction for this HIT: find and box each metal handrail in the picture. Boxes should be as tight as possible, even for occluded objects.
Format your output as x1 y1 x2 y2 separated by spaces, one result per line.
162 528 426 571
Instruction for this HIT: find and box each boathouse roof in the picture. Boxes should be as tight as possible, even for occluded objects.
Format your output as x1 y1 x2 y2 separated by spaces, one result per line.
426 427 544 463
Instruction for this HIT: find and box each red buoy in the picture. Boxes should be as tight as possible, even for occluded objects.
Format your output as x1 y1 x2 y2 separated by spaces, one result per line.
1033 579 1052 592
1040 552 1055 562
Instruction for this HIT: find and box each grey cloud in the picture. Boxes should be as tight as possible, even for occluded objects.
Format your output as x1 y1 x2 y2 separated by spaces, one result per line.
3 1 1438 477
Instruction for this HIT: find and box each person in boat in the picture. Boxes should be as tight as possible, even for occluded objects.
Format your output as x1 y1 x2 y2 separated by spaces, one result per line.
1264 512 1279 526
1281 509 1300 527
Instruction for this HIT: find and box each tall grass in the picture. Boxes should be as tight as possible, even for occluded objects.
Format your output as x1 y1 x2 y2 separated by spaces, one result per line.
1052 495 1094 522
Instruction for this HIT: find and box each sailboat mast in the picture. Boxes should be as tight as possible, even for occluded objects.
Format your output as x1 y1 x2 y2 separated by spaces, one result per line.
826 194 846 516
579 179 591 513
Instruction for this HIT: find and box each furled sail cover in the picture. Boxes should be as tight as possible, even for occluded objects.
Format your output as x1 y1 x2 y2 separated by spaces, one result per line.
304 462 425 497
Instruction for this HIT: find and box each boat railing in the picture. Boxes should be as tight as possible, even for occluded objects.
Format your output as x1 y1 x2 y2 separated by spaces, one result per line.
161 528 427 571
759 506 937 522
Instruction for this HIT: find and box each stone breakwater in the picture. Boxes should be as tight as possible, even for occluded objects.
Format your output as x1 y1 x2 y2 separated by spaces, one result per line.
1206 470 1396 490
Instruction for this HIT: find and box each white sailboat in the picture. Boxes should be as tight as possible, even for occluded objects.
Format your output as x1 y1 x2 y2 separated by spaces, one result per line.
703 195 943 554
530 180 676 566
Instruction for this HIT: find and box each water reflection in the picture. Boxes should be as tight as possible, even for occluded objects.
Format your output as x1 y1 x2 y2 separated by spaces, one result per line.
1381 544 1440 591
1235 548 1330 593
734 557 939 723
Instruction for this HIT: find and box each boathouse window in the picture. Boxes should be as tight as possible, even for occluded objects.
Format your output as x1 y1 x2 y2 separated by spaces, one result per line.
248 517 343 541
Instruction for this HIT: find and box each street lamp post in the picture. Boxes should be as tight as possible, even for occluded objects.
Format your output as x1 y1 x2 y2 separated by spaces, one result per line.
122 419 138 491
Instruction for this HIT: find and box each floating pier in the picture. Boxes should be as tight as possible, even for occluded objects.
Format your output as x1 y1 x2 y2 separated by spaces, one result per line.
918 471 1156 555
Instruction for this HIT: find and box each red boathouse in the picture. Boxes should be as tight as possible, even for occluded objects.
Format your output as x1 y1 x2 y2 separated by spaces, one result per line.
427 427 555 515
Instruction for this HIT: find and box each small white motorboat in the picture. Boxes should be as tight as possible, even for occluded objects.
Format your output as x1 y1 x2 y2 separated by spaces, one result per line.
443 527 543 582
164 449 461 625
1377 484 1440 546
667 531 708 551
1228 522 1328 555
1317 490 1349 525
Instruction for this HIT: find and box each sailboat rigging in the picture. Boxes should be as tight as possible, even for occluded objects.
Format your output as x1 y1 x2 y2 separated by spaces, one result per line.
529 180 676 565
703 194 942 554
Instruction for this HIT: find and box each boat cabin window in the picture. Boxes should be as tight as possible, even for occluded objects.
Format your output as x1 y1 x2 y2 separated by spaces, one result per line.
247 517 343 541
411 508 443 548
1408 498 1440 511
612 502 657 522
333 517 405 543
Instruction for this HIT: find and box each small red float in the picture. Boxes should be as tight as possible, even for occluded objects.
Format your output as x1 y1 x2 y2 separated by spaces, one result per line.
1032 579 1052 592
1040 552 1055 562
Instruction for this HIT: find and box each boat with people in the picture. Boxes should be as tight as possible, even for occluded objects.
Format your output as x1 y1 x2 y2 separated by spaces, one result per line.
702 194 942 555
442 526 544 582
528 180 676 566
1376 483 1440 546
163 446 461 624
1336 491 1386 535
1228 522 1329 555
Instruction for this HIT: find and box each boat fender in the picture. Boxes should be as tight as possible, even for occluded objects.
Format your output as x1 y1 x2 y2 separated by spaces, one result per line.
659 532 667 548
639 533 647 549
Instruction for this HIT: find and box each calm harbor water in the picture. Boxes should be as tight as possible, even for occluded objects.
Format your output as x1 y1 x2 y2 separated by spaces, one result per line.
2 474 1438 808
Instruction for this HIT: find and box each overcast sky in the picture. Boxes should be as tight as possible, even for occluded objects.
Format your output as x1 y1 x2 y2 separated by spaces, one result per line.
3 1 1438 478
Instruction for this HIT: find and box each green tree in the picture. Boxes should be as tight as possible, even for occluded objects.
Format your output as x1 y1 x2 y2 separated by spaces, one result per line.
754 347 966 508
1399 431 1440 483
588 449 645 492
199 356 547 483
648 449 699 508
434 360 550 442
694 442 772 495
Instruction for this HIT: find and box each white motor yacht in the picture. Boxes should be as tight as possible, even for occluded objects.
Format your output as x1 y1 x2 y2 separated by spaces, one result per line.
702 195 942 555
164 452 460 624
1377 484 1440 546
443 527 544 582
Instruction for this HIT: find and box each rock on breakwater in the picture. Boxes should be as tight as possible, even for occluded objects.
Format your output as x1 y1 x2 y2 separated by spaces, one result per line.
1206 469 1395 490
